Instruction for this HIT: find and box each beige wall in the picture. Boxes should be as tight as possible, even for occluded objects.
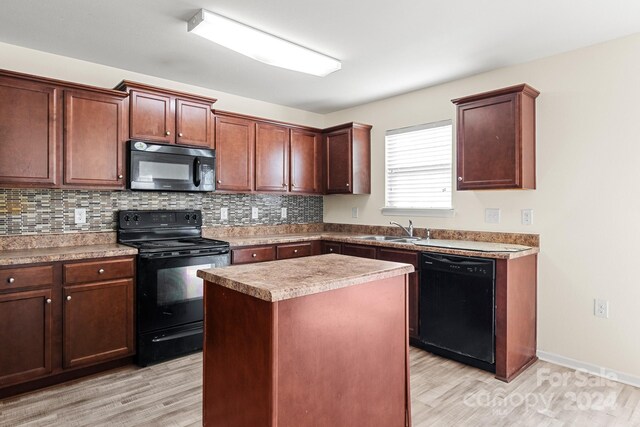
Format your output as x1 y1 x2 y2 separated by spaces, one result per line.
0 42 325 128
324 32 640 379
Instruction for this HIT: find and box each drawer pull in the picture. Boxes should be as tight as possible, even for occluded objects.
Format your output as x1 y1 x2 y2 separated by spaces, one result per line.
252 253 257 258
7 277 15 284
179 132 183 137
165 130 171 136
46 298 52 304
98 268 105 274
329 248 334 252
66 296 72 301
293 249 298 253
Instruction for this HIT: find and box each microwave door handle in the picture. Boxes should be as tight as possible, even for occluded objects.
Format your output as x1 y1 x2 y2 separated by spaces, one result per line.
193 157 201 187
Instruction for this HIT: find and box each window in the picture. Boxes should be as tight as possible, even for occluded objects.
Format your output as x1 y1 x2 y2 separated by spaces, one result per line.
383 120 453 214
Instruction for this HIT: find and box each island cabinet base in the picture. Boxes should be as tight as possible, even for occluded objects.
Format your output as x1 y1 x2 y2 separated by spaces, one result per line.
203 276 411 427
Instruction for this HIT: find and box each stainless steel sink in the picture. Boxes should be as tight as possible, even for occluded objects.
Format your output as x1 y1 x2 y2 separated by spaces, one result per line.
356 235 420 242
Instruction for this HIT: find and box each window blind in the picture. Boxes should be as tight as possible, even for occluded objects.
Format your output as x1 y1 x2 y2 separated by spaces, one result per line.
385 120 453 209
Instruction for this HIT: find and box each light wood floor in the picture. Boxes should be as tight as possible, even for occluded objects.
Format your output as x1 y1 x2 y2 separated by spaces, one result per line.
1 348 639 426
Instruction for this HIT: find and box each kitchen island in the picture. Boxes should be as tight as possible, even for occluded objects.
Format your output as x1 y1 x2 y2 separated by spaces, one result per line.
197 253 414 427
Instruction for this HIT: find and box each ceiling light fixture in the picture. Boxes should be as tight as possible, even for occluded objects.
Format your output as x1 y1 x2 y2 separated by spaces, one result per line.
187 9 342 77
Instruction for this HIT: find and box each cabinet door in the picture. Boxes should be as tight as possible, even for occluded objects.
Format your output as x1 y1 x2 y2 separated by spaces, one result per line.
0 77 59 186
214 115 255 192
176 99 213 148
377 248 419 339
63 279 134 369
255 123 289 192
0 289 53 387
63 90 126 188
325 128 352 193
457 93 518 190
129 90 174 143
290 129 321 194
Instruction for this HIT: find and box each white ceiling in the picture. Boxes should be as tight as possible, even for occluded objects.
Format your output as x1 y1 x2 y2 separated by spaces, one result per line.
1 0 640 113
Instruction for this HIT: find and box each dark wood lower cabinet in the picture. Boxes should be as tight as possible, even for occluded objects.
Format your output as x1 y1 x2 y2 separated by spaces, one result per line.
0 289 53 387
342 243 376 259
63 279 134 369
0 256 135 397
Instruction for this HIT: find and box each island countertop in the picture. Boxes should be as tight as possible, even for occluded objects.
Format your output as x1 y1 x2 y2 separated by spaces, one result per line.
197 253 415 302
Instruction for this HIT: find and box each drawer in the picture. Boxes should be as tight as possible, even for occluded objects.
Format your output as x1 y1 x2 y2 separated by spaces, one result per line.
232 246 276 265
0 265 55 291
277 242 312 260
377 248 419 267
322 242 342 254
342 244 376 259
64 257 135 284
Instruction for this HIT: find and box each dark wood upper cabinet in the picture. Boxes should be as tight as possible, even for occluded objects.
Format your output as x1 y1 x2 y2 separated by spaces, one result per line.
116 81 216 148
63 89 128 188
452 84 539 190
324 123 372 194
215 114 255 192
128 90 174 144
0 288 53 387
176 99 212 148
255 122 289 192
290 129 321 194
0 75 59 187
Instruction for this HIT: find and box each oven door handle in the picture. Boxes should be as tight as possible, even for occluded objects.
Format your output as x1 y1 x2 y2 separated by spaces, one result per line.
138 250 230 260
193 157 201 187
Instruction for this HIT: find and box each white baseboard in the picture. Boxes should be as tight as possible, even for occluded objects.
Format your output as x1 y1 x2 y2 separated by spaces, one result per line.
537 350 640 389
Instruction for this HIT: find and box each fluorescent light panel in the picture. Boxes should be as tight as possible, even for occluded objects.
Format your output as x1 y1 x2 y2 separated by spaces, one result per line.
187 9 341 77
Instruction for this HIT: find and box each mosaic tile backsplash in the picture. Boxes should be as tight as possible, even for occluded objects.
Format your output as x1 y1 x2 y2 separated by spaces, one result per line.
0 190 323 235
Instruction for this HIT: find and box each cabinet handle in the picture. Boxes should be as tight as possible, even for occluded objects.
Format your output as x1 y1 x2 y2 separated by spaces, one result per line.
294 249 298 253
66 296 72 301
458 177 463 182
282 183 287 188
46 298 52 304
98 268 105 274
329 248 334 252
165 131 171 136
179 132 183 137
252 253 257 258
7 277 15 284
217 180 222 184
291 184 295 188
346 183 350 187
118 174 123 179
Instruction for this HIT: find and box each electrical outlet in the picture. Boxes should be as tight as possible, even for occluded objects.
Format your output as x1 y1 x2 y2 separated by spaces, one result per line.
485 208 500 224
74 208 86 224
521 209 533 225
352 207 358 218
594 299 609 318
220 207 228 221
251 207 259 220
281 207 287 219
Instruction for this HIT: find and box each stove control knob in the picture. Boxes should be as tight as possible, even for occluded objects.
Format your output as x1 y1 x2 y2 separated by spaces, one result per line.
133 215 140 222
192 214 198 221
124 215 130 222
185 214 191 220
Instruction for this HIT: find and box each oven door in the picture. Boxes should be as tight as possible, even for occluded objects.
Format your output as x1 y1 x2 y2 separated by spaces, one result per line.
137 252 230 333
129 147 215 192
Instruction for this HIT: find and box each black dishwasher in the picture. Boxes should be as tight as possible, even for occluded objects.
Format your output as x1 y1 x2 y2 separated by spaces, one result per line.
418 252 496 372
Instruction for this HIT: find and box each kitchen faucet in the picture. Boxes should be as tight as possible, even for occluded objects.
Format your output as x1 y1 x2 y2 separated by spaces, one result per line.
390 220 413 237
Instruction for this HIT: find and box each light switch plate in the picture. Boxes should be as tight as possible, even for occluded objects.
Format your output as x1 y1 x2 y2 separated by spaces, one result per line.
485 208 500 224
281 207 287 219
251 207 259 220
352 207 358 218
74 208 86 224
220 207 228 221
521 209 533 225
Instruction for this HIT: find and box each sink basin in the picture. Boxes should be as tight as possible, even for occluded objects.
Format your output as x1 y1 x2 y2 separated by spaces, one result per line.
356 235 420 242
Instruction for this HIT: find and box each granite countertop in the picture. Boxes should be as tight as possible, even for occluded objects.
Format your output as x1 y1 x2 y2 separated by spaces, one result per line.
221 232 539 260
0 244 138 266
198 253 414 302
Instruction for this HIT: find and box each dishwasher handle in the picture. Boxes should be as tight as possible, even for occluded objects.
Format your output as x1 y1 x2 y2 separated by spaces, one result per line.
422 252 495 279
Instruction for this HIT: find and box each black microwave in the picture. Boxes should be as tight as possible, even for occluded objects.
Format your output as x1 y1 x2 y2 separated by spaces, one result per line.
128 141 215 192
